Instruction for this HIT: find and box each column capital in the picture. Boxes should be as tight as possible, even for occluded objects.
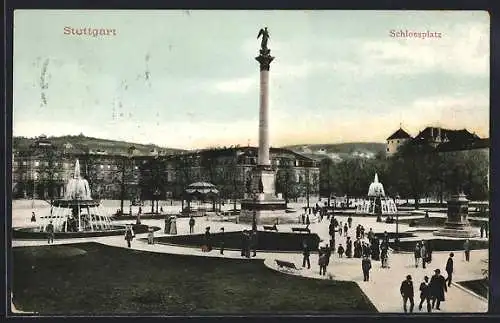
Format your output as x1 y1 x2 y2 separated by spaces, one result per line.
255 51 275 71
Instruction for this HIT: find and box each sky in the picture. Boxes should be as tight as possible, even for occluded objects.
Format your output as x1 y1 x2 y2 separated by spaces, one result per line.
13 10 489 149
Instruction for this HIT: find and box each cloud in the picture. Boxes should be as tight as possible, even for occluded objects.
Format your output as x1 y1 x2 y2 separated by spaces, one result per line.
210 76 256 94
359 22 489 76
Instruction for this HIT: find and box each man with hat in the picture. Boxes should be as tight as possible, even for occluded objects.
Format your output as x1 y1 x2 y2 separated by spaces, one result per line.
445 252 454 287
400 275 415 313
418 276 432 312
429 268 447 310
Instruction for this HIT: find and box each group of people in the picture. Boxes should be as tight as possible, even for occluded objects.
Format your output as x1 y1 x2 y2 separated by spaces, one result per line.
400 269 449 313
413 240 433 269
400 252 456 313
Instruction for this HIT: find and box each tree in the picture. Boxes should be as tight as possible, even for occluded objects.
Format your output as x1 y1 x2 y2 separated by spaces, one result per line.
389 141 436 209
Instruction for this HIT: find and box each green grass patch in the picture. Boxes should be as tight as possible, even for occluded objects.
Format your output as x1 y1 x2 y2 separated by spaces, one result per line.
12 243 376 315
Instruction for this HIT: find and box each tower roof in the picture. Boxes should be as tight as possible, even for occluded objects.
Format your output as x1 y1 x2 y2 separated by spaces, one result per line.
387 128 412 140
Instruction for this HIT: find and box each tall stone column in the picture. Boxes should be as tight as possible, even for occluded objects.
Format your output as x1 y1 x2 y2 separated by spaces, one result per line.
256 51 274 167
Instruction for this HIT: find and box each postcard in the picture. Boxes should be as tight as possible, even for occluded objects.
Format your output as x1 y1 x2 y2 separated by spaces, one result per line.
10 9 490 315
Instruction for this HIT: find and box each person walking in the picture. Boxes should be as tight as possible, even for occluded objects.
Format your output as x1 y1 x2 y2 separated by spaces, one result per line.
338 225 343 237
302 213 306 225
414 242 421 268
347 216 353 228
362 256 372 282
400 275 415 313
354 238 362 258
418 276 432 312
430 269 447 310
147 227 155 245
346 237 353 258
480 224 484 238
329 220 336 239
420 241 427 269
464 239 471 262
302 240 311 269
46 220 54 244
240 230 248 257
318 247 327 276
204 226 212 252
219 227 225 255
381 246 389 268
306 214 311 226
31 211 36 222
343 223 348 237
189 216 195 234
367 228 375 242
337 244 345 258
124 225 134 248
445 253 454 287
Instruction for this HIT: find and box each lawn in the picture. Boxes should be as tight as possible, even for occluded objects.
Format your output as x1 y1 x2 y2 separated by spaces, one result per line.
399 217 485 228
389 239 488 252
12 243 377 315
156 231 321 252
458 278 488 299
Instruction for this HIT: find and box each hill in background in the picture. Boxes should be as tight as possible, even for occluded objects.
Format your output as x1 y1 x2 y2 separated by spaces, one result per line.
13 135 186 156
281 142 387 161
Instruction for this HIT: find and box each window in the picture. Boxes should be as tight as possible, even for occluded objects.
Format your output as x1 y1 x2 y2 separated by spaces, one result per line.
54 162 58 167
22 161 27 166
44 161 49 166
100 165 104 169
35 161 40 167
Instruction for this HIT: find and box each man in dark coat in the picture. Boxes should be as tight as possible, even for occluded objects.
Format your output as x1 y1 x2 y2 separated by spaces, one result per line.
189 216 195 234
430 269 447 310
343 223 348 237
329 221 336 239
400 275 415 313
302 239 311 269
219 227 225 255
241 230 249 257
418 276 431 312
445 253 454 287
354 238 362 258
46 221 55 244
204 226 212 251
362 256 372 282
347 216 353 228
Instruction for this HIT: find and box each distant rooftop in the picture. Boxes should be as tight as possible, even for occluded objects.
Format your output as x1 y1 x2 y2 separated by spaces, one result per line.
386 128 412 140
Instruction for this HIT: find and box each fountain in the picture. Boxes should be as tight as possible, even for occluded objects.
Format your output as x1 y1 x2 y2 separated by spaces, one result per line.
355 173 398 216
38 159 115 233
13 159 157 239
433 193 479 238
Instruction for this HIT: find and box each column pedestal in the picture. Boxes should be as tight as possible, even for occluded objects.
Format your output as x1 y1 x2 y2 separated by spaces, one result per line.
433 193 478 238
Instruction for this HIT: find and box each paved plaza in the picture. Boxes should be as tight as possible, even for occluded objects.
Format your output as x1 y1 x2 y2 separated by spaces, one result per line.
12 200 488 314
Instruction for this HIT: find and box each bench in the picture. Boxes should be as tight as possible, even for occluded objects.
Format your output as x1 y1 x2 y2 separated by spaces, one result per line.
292 227 310 233
263 225 278 232
275 259 299 271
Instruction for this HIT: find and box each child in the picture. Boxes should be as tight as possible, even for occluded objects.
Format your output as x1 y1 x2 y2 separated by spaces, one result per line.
337 244 345 258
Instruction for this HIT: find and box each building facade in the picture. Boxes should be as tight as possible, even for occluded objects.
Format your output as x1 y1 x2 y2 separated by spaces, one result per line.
13 138 320 202
386 128 412 156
